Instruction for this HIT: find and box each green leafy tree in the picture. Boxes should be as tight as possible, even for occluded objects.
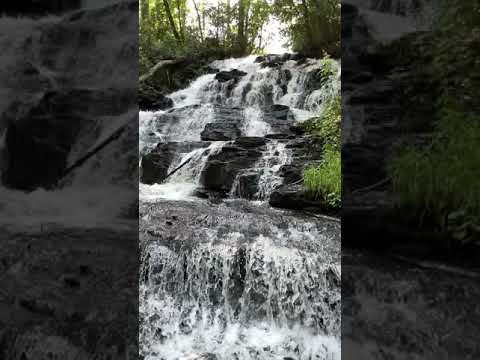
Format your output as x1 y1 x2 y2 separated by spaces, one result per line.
273 0 340 57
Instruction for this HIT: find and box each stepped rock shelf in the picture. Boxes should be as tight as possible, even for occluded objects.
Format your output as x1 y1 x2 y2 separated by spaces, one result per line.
139 55 341 359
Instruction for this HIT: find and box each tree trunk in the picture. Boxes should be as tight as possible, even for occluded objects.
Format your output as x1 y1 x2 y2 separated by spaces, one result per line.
244 0 251 51
140 0 149 22
225 0 231 49
163 0 181 41
236 0 247 55
192 0 204 42
301 0 313 53
175 0 185 41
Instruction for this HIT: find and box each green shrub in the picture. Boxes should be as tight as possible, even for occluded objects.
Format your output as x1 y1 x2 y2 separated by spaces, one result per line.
301 85 341 209
301 94 341 149
320 56 335 79
388 106 480 239
304 146 341 209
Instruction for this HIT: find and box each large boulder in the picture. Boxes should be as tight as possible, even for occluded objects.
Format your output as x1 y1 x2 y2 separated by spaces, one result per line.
200 137 266 194
265 104 290 121
2 88 134 190
215 69 247 83
278 164 303 184
232 171 261 199
139 83 173 110
262 104 295 135
200 122 241 141
234 136 266 148
140 141 210 184
140 143 176 185
269 184 325 210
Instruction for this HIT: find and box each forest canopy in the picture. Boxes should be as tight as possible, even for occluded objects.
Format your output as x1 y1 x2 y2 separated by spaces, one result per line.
140 0 340 72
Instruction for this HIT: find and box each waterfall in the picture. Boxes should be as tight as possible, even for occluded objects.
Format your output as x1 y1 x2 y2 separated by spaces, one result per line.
140 54 341 359
140 55 340 202
0 2 137 226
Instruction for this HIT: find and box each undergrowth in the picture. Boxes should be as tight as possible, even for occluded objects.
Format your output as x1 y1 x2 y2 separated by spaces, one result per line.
302 91 341 209
388 105 480 244
304 146 341 208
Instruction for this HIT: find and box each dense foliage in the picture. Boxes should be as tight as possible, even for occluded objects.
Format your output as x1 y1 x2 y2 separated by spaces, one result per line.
302 91 341 209
301 94 340 150
140 0 340 74
388 0 480 243
273 0 340 57
389 107 480 232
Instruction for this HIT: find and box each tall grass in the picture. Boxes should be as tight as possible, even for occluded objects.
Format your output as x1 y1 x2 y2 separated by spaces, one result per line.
302 92 341 209
388 107 480 236
304 146 341 208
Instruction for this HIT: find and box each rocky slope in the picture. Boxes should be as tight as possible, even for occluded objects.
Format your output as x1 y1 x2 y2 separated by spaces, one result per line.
140 54 340 211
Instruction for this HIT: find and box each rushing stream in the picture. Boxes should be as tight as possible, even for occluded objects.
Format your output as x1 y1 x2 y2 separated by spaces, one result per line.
139 55 341 359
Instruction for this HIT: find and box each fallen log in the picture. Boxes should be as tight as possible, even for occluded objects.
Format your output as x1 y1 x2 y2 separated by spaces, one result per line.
139 58 185 83
60 122 128 181
391 254 480 279
162 156 193 182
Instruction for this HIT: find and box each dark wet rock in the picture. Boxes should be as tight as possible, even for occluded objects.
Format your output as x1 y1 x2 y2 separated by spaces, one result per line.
265 133 295 140
233 136 267 149
269 184 307 209
278 164 303 184
2 88 134 191
200 139 265 194
257 54 287 68
215 69 247 83
141 141 210 184
262 105 295 134
289 125 306 135
282 68 292 82
140 145 175 185
266 104 291 120
201 122 241 141
286 136 323 162
233 171 261 199
139 83 173 110
269 184 330 211
210 106 244 124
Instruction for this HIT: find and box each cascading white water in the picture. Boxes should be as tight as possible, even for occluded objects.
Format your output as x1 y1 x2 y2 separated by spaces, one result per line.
0 2 137 227
140 54 341 359
255 142 292 200
140 200 341 360
141 231 340 360
139 55 340 201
